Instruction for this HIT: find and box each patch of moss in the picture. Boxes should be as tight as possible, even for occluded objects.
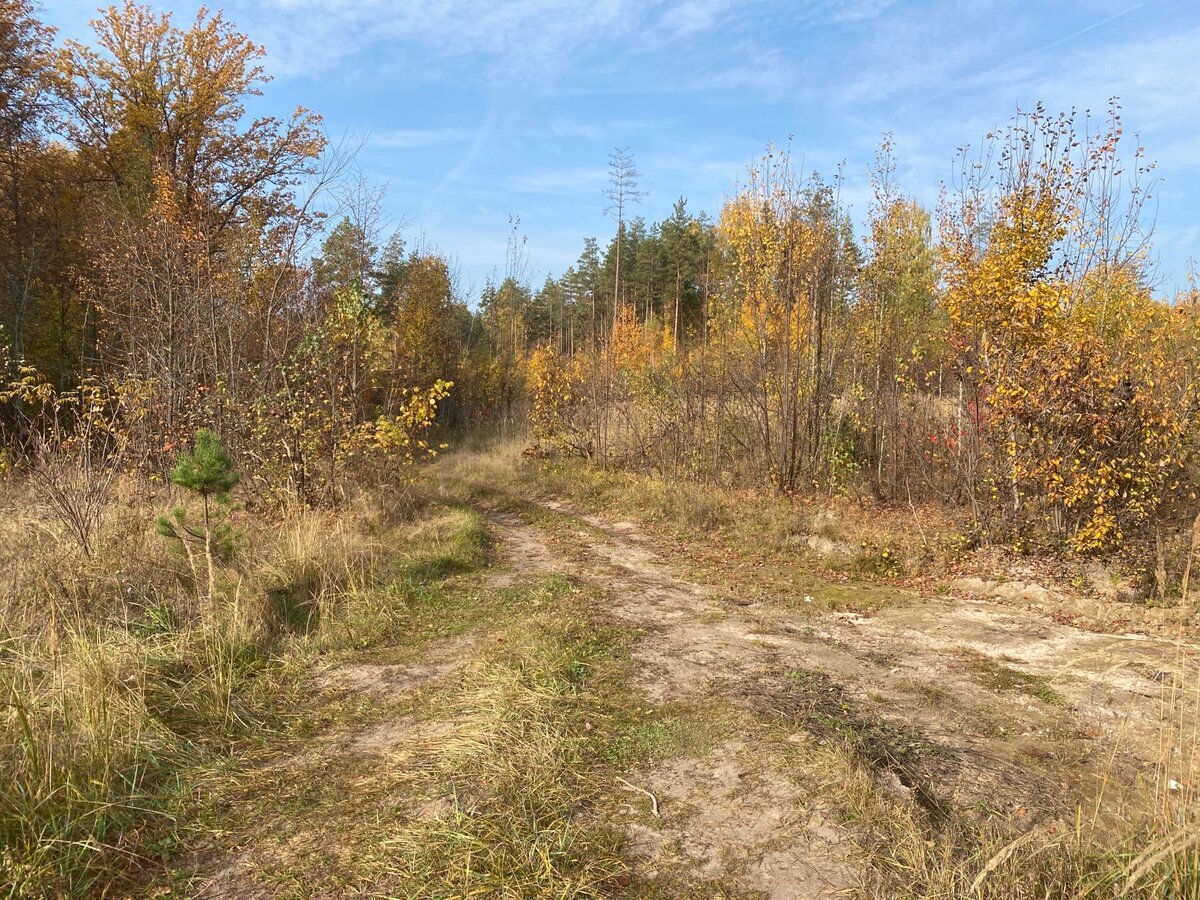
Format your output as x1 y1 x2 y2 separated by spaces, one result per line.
968 655 1067 706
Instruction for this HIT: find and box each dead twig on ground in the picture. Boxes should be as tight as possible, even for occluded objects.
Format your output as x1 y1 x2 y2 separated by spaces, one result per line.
616 776 660 817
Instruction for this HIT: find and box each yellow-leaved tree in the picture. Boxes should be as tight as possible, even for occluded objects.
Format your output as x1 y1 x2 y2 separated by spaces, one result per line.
940 102 1194 552
714 145 853 489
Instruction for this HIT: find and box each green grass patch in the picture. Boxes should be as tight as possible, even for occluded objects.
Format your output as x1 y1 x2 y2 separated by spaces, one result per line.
187 584 640 897
966 653 1068 706
383 610 632 897
601 701 730 770
390 507 491 584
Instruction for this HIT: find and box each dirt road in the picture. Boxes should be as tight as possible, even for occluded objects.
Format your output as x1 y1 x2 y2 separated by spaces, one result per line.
482 499 1195 897
195 478 1198 898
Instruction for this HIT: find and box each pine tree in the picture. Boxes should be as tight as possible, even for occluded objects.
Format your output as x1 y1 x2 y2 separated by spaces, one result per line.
156 428 239 606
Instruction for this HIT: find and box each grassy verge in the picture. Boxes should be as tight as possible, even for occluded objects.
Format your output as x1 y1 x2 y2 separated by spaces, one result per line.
858 798 1200 899
0 476 493 896
1 455 740 897
376 589 633 897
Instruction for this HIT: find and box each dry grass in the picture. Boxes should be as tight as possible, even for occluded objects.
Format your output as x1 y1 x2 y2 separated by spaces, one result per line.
0 468 480 895
500 446 1198 636
378 603 633 897
758 655 1200 899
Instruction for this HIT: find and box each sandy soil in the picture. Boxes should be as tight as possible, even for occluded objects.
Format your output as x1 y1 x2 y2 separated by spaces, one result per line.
484 500 1197 897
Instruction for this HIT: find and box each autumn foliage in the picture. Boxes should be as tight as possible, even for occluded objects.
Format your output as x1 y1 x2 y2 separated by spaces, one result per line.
530 109 1198 564
0 0 1196 564
939 104 1194 551
0 0 459 508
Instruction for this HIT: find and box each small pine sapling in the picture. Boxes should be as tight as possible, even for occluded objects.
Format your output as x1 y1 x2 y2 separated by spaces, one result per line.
157 428 240 606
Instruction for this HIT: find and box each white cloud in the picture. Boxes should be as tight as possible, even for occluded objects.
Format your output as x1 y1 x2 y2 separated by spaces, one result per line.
237 0 645 82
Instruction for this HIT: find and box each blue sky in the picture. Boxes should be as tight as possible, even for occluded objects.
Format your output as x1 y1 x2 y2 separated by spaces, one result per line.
43 0 1200 299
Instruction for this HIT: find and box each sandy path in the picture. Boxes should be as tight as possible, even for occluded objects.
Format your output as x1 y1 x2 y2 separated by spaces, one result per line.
486 499 1198 897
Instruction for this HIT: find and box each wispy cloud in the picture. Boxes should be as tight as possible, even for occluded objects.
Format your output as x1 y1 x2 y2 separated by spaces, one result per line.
508 166 610 196
369 128 473 149
421 105 504 220
544 118 658 141
239 0 644 82
218 0 842 98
